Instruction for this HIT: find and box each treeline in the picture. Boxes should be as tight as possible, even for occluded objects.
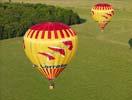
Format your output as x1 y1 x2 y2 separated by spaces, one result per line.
0 3 81 40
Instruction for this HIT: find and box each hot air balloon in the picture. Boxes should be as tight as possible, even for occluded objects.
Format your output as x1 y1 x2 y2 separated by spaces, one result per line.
23 22 78 89
91 3 114 31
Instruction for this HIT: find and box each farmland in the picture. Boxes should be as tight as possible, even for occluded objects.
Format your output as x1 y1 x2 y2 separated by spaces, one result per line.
1 0 132 100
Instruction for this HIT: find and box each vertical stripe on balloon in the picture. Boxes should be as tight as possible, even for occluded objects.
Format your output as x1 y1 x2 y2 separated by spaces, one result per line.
26 29 31 37
42 68 47 78
54 68 58 77
66 29 72 37
53 69 56 78
50 68 54 79
48 31 51 39
64 29 70 37
47 68 51 79
50 68 53 79
68 29 74 36
61 30 67 38
35 30 40 39
45 68 50 78
56 68 64 77
30 30 35 38
27 30 33 38
41 31 45 39
60 30 65 38
39 67 47 77
39 68 65 80
69 28 76 35
55 68 60 77
54 30 58 39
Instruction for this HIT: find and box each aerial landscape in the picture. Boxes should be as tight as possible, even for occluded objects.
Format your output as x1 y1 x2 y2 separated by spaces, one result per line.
1 0 132 100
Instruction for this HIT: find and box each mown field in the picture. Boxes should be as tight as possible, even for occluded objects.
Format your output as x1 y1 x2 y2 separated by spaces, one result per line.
1 0 132 100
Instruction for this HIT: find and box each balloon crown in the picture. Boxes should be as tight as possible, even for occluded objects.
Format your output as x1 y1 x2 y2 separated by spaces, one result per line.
95 3 112 7
93 3 113 10
30 22 70 31
25 22 76 39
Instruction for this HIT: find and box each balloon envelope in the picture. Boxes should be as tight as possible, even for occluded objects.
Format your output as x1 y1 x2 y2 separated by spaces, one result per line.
23 22 78 82
91 3 114 31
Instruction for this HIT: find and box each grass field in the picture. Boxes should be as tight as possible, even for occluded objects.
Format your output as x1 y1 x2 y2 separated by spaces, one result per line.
1 0 132 100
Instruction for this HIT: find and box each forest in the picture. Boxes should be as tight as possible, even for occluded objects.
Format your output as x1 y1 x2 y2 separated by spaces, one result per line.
0 3 81 40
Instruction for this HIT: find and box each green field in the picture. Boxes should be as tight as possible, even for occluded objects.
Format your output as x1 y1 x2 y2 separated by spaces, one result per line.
1 0 132 100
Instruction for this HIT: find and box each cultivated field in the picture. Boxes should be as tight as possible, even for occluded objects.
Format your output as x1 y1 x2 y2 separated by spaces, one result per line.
1 0 132 100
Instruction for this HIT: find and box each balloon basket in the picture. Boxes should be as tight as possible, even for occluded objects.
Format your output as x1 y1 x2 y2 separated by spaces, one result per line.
101 29 104 32
49 80 55 90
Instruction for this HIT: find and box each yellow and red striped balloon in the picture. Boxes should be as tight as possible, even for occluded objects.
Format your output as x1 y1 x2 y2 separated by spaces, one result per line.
91 3 114 31
23 22 78 89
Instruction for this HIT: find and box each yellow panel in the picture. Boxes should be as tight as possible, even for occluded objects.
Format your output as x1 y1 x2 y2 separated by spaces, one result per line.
56 30 62 40
44 31 48 40
24 30 78 68
37 31 43 39
91 9 114 22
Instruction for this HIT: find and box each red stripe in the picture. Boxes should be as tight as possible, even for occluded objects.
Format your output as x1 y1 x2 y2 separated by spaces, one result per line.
35 31 39 39
49 68 52 80
55 68 61 77
54 68 58 77
27 30 32 37
102 15 108 19
38 52 55 60
41 68 47 77
64 30 70 37
54 30 58 39
41 31 45 39
60 30 65 38
68 29 74 36
48 31 51 39
30 30 35 38
45 68 50 79
52 69 55 79
56 68 64 77
50 68 53 79
48 47 65 56
66 30 71 36
63 40 73 50
48 69 51 79
71 29 76 35
43 68 48 78
106 13 112 17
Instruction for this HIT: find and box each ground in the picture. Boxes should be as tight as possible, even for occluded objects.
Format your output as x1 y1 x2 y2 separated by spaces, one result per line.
1 0 132 100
